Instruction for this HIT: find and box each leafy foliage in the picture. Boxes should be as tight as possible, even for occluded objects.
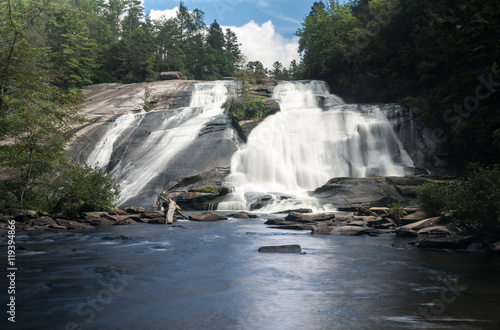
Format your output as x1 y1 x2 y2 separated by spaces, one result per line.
54 164 120 216
0 0 119 215
222 72 269 122
416 182 454 217
388 200 405 221
417 165 500 238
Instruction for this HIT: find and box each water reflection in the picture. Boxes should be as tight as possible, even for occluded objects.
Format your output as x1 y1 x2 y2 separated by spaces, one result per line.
5 220 500 330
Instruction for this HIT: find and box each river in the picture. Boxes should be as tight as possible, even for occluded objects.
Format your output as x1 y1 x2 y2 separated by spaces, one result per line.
5 216 500 330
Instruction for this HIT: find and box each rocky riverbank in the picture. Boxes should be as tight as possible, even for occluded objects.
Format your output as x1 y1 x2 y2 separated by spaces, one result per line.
2 203 499 254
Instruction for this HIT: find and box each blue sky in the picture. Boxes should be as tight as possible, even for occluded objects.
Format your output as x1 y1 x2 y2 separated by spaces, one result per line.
144 0 316 38
143 0 322 69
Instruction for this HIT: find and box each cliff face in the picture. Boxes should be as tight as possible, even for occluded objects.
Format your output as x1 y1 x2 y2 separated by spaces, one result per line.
68 80 242 209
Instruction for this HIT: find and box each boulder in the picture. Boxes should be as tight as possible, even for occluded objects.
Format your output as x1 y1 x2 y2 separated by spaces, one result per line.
264 218 286 225
395 227 419 237
400 211 428 224
330 226 367 236
56 219 93 230
123 206 147 214
312 222 333 235
80 216 114 226
28 216 57 227
229 211 259 219
399 217 441 230
489 241 500 254
347 220 367 227
357 206 379 217
48 224 68 230
368 207 390 216
1 208 39 220
269 223 314 230
396 185 418 198
312 177 405 207
188 212 228 222
114 218 138 226
141 211 165 220
417 226 451 235
160 71 186 80
258 245 302 253
285 212 335 223
264 98 281 115
416 236 473 249
363 216 390 226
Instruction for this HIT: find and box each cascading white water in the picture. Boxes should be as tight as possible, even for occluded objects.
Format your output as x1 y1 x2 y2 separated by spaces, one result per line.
218 80 414 212
87 113 145 169
86 81 230 206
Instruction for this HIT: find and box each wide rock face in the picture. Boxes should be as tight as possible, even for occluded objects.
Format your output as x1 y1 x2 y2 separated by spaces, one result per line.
311 175 454 208
379 104 457 176
69 81 242 209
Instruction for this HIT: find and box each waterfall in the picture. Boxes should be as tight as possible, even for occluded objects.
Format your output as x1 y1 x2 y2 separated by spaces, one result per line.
87 113 145 169
85 81 231 207
218 80 414 212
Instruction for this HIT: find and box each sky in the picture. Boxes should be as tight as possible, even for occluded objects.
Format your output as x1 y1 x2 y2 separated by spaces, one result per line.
143 0 321 69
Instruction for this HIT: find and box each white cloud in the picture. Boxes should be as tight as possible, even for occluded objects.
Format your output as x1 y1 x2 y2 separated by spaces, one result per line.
257 0 269 7
149 7 179 21
223 20 300 69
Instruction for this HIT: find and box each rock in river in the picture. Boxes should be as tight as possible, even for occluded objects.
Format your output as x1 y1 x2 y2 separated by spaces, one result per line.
258 245 302 253
188 212 228 222
285 212 335 223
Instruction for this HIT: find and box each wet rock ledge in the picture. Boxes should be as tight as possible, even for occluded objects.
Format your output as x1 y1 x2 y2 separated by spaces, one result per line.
0 208 261 234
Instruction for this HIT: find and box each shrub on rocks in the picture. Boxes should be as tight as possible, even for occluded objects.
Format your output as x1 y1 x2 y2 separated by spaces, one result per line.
416 164 500 239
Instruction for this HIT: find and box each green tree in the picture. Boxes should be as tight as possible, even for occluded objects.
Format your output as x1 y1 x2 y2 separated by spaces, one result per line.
54 164 120 216
271 61 283 80
0 0 83 209
225 28 242 74
46 2 98 88
153 17 185 74
417 165 500 239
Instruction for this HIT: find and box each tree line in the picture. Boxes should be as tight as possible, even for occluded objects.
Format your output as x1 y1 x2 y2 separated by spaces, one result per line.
296 0 500 167
46 0 243 86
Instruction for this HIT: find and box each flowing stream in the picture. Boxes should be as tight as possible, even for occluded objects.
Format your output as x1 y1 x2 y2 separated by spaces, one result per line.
219 81 415 212
6 219 500 330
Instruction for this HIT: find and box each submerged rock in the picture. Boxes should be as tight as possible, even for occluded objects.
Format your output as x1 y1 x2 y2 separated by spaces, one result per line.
268 223 314 230
101 235 131 241
258 245 302 253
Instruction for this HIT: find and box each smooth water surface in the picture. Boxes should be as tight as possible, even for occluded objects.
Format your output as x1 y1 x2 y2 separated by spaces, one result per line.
3 218 500 330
